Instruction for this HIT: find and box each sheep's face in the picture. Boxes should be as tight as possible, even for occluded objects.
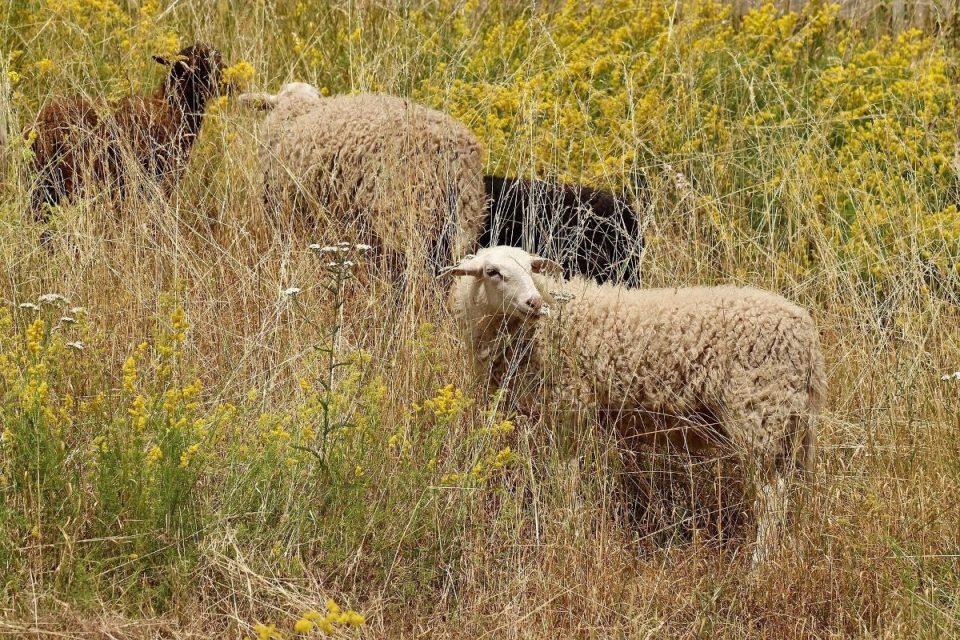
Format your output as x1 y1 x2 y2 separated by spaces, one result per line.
239 83 322 112
444 246 562 320
155 43 226 107
278 82 321 102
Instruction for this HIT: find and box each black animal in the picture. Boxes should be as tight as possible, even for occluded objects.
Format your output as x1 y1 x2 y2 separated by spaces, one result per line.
478 175 645 287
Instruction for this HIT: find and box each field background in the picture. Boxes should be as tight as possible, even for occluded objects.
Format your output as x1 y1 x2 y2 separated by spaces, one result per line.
1 0 959 637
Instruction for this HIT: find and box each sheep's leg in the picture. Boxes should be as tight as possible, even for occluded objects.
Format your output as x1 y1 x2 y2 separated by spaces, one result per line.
30 183 56 225
751 468 788 567
30 164 66 224
726 395 798 567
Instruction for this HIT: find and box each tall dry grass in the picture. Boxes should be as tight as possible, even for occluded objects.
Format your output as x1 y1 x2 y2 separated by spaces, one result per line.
0 0 958 637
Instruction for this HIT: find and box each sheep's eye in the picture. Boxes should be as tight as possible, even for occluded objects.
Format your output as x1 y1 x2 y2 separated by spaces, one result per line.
484 267 501 278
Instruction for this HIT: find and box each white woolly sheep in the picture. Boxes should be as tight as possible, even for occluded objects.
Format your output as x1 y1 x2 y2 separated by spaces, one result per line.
240 83 485 273
444 246 826 565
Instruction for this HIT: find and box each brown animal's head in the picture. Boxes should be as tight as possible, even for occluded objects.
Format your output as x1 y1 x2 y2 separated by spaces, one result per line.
154 43 227 112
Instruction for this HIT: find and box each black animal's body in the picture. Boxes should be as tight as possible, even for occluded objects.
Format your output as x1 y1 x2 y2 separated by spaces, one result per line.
29 43 230 220
478 175 645 287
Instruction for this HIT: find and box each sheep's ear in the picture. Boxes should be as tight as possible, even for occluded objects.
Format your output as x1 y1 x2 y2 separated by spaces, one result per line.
438 255 484 278
238 92 279 111
155 54 194 72
530 256 563 276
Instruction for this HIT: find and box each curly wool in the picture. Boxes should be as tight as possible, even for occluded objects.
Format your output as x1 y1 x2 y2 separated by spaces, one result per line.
451 276 825 467
253 90 485 269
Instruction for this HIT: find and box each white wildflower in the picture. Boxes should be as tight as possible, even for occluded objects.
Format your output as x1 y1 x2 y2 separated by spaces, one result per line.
67 341 85 351
354 243 372 252
941 371 960 381
551 291 576 303
18 302 38 311
38 293 69 306
61 316 77 324
282 287 302 298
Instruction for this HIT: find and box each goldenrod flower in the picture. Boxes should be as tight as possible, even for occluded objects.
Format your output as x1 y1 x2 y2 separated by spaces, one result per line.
128 395 147 432
253 623 282 640
179 443 201 468
146 445 162 464
25 318 45 355
122 356 138 394
293 618 314 633
421 384 471 422
222 60 255 88
316 618 334 634
170 306 188 342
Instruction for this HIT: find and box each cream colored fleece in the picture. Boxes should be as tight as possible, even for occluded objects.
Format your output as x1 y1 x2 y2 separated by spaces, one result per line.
451 275 825 468
256 92 485 268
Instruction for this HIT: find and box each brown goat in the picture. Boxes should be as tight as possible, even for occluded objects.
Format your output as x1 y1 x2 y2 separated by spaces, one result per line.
29 43 230 221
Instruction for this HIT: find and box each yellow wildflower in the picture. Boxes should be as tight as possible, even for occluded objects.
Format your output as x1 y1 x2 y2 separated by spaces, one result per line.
25 319 45 355
421 384 470 421
344 611 365 627
122 356 138 394
222 60 255 88
128 395 147 432
179 442 200 468
170 306 188 343
146 445 162 464
293 618 313 633
316 618 334 634
253 623 282 640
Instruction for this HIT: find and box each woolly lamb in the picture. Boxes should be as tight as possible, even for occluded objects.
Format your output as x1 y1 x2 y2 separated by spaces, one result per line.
240 83 485 272
479 175 646 286
29 43 231 220
444 246 826 564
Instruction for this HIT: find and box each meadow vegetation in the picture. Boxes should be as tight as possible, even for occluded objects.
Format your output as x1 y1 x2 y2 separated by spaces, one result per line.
0 0 958 636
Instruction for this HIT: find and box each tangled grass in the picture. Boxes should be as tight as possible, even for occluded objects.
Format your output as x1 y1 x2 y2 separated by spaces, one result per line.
1 0 959 637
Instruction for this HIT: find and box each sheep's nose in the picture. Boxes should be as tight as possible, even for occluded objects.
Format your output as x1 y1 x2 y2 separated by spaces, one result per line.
526 296 543 312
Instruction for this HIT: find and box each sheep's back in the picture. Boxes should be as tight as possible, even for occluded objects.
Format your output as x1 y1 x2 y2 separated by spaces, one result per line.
544 283 821 437
261 94 484 261
32 98 103 178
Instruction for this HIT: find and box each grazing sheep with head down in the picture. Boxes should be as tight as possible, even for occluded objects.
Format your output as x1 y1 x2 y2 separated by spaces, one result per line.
444 245 825 565
29 43 232 221
479 175 646 287
239 82 485 273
